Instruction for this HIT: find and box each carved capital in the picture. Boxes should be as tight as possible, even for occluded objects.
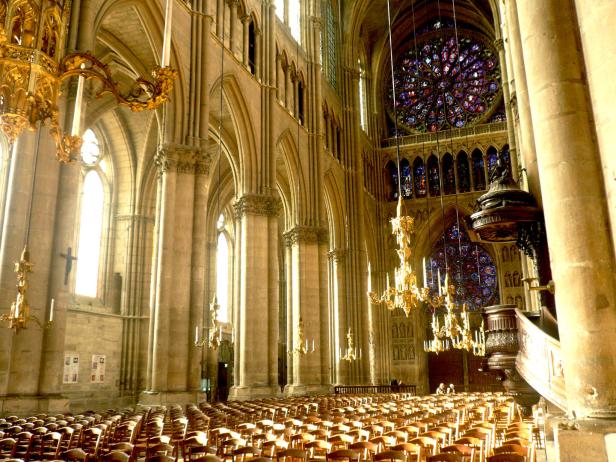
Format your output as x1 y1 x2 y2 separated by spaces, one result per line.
157 144 205 175
284 226 328 246
233 194 282 218
328 248 347 263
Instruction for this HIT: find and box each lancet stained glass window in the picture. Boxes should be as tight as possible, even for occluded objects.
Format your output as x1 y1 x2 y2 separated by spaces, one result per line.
425 223 498 310
389 32 501 133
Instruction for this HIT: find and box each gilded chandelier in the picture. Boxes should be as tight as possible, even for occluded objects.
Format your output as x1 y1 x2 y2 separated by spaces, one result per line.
0 0 176 162
340 327 361 362
289 317 315 355
368 197 430 317
195 295 223 349
423 273 485 356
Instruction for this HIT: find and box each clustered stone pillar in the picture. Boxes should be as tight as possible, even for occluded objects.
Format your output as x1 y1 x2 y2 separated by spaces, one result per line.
229 194 281 399
516 0 616 418
284 226 330 395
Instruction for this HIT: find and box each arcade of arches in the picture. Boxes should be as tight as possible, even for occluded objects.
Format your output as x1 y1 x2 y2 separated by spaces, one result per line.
0 0 615 459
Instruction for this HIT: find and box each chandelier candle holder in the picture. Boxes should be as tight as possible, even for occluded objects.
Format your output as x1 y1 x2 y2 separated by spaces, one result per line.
288 317 315 355
195 295 223 349
0 0 177 162
368 197 430 317
0 246 53 332
340 327 361 362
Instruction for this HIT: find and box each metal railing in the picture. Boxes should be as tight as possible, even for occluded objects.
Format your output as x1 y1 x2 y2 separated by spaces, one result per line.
333 385 417 395
382 122 507 148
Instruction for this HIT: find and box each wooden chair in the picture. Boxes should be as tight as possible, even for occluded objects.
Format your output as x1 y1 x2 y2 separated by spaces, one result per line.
305 439 332 460
81 427 103 459
276 448 309 462
262 439 289 457
62 448 90 462
101 450 131 462
441 444 474 462
107 442 135 461
326 449 360 462
493 445 529 459
146 456 177 462
373 449 407 462
11 431 34 461
486 455 525 462
329 434 354 451
233 446 263 462
408 437 437 458
32 431 62 461
0 438 17 458
426 454 463 462
147 443 175 459
349 441 378 461
390 443 420 462
369 436 396 453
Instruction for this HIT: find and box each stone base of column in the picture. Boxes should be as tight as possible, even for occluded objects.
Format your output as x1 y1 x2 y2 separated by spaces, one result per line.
137 390 206 407
549 415 616 461
0 395 70 416
228 385 282 401
284 384 333 397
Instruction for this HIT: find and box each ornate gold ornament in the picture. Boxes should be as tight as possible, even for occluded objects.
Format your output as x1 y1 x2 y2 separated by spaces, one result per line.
195 295 222 350
288 317 315 355
340 327 361 362
368 197 430 317
0 0 176 162
0 245 52 332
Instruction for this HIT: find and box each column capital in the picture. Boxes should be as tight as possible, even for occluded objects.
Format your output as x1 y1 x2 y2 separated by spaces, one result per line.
283 226 328 246
328 248 347 263
493 38 505 51
233 194 282 218
156 144 211 175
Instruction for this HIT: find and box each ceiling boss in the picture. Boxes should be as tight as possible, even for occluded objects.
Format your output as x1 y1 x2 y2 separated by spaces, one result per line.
0 0 176 163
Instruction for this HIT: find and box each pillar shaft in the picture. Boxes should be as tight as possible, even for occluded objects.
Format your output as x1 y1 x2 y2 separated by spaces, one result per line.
516 0 616 418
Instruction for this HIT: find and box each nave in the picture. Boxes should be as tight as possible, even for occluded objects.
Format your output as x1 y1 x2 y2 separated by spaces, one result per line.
0 392 544 462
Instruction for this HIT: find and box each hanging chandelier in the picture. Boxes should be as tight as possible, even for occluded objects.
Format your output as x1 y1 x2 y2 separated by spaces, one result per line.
0 0 176 162
288 317 315 355
339 327 361 362
195 295 223 349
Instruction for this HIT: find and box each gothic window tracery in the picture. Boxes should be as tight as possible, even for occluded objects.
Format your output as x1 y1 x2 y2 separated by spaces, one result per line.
427 155 440 196
457 151 471 193
426 223 498 310
217 214 230 323
389 31 501 133
471 149 486 190
400 158 412 198
442 153 455 195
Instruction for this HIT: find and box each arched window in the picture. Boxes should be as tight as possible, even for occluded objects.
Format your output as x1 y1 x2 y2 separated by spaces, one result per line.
322 0 337 89
471 149 486 190
289 0 300 42
358 59 367 131
75 129 107 298
457 151 471 193
486 146 498 178
413 157 426 198
426 223 498 310
216 214 230 323
275 0 284 21
384 160 398 201
442 153 456 195
297 78 305 124
427 155 440 196
400 158 412 199
248 20 256 75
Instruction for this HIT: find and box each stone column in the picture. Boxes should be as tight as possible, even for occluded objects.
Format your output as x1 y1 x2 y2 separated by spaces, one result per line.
242 16 250 68
284 226 329 395
228 194 281 399
229 0 240 59
573 0 616 257
329 249 347 385
516 0 616 418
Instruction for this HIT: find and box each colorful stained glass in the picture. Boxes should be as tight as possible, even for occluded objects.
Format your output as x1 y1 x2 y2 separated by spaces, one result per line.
457 152 471 193
425 223 498 310
442 154 456 195
428 155 440 196
389 32 501 133
413 158 427 197
472 150 486 190
401 159 412 198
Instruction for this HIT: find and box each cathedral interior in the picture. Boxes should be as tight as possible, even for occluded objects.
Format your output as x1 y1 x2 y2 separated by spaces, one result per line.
0 0 614 460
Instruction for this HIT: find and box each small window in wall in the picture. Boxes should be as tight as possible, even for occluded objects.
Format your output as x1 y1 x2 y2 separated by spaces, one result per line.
289 0 300 42
216 214 229 323
75 170 105 297
248 20 256 75
75 129 108 298
359 60 367 131
298 79 305 124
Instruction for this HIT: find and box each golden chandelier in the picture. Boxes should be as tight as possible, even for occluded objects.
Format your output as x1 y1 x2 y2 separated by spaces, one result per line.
339 327 361 362
195 295 223 350
368 197 430 317
289 317 315 355
0 0 176 162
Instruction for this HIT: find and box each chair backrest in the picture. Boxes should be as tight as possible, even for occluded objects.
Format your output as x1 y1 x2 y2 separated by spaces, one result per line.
486 455 526 462
147 442 175 457
63 448 89 461
426 454 463 462
101 449 131 462
276 448 308 462
0 437 16 455
373 449 407 462
146 456 176 462
493 444 528 457
326 449 360 462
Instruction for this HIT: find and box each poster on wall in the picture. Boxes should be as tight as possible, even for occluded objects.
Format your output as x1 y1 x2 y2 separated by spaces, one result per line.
91 355 106 383
63 353 79 383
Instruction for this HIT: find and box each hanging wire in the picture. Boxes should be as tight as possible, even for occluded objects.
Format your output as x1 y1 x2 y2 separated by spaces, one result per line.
386 0 403 200
24 129 42 247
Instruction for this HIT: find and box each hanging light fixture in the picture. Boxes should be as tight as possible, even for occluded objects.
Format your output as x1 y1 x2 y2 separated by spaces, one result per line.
367 0 428 318
339 327 361 362
0 0 176 162
288 317 315 355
